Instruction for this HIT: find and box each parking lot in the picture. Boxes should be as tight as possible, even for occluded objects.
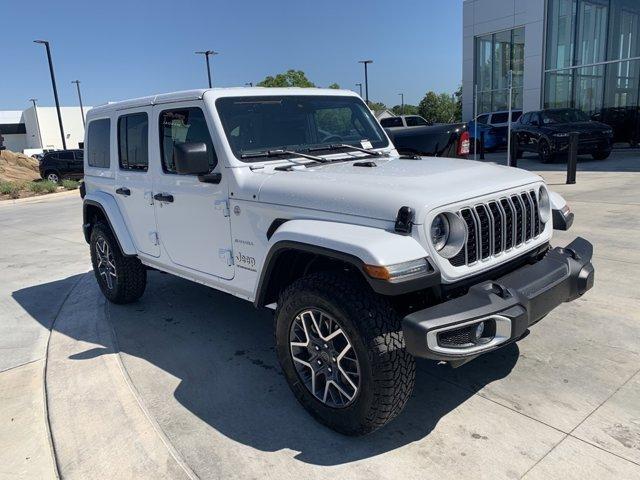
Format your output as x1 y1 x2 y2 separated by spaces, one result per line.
1 151 639 479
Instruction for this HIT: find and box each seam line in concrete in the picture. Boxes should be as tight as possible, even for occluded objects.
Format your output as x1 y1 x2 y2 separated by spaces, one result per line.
0 224 86 246
519 433 569 479
0 357 42 374
105 302 200 480
43 273 85 480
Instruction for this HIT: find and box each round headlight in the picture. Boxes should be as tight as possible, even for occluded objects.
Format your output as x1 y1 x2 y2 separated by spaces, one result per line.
538 186 551 224
430 212 468 258
430 214 450 251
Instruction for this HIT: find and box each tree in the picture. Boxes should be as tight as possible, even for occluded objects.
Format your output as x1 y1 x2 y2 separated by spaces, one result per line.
418 91 457 124
328 83 340 89
257 69 316 88
454 84 463 122
391 104 418 116
367 101 387 113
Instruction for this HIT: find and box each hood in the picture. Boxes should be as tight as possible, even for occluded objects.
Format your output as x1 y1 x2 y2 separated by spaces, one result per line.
256 157 541 223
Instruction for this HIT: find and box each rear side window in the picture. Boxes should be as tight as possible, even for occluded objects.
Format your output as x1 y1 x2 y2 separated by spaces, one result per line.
118 113 148 171
87 119 111 168
511 111 522 122
476 114 489 124
380 117 403 127
59 151 74 160
405 116 428 126
159 107 217 174
491 112 509 124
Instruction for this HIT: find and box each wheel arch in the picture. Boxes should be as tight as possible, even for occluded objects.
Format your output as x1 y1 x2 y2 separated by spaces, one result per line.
83 192 137 256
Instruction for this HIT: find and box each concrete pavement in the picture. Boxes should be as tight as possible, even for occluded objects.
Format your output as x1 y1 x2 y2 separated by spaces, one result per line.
1 153 639 479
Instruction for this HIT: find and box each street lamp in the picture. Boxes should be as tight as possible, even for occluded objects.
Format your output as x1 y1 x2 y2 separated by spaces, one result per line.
398 93 404 115
195 50 219 88
71 80 85 127
29 98 43 148
355 83 363 97
358 60 373 104
34 40 66 149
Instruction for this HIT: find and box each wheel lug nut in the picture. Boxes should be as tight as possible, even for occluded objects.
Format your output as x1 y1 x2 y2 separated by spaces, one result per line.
317 360 322 365
324 343 328 348
328 367 332 373
314 345 320 351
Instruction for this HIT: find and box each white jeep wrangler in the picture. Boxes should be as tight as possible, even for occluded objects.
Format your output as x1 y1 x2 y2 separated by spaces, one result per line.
81 88 594 436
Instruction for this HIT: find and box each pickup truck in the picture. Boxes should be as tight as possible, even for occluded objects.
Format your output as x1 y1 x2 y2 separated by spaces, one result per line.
81 87 594 436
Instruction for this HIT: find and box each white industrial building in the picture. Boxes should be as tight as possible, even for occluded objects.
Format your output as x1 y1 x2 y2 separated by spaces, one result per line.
0 106 89 153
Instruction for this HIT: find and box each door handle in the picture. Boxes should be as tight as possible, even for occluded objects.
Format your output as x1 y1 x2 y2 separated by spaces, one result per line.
153 193 174 203
116 187 131 196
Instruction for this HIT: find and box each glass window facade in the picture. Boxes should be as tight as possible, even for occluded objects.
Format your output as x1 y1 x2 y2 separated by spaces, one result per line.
475 27 525 114
544 0 640 145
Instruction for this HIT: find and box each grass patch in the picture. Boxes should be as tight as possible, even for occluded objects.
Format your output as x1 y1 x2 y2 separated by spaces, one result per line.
61 179 79 190
26 180 58 194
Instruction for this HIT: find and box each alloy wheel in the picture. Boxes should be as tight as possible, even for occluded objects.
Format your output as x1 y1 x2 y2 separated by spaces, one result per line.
289 308 360 408
95 236 117 290
47 173 59 183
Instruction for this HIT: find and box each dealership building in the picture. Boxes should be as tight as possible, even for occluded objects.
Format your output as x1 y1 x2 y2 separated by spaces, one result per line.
463 0 640 145
0 106 88 153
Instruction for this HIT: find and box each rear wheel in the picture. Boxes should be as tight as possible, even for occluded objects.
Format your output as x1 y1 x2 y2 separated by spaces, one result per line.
592 150 611 160
538 139 555 163
45 171 60 183
275 272 415 436
90 222 146 304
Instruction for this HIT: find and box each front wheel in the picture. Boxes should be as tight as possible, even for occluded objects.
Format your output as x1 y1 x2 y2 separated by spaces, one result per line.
538 139 555 163
592 150 611 160
275 272 416 436
90 222 146 304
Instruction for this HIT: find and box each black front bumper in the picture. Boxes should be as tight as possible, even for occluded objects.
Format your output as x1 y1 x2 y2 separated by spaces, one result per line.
403 237 594 364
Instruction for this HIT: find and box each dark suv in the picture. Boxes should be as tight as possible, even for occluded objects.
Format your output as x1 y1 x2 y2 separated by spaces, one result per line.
39 149 84 183
512 108 613 163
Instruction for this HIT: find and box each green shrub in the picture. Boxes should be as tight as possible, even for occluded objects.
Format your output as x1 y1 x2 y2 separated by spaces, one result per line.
0 181 23 199
27 181 46 193
62 179 79 190
40 180 58 193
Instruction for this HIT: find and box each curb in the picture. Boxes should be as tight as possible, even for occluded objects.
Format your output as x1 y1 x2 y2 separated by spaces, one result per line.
0 189 79 207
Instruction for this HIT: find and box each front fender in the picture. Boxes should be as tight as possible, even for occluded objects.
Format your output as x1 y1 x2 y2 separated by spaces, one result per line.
254 220 439 306
549 190 574 231
83 192 137 256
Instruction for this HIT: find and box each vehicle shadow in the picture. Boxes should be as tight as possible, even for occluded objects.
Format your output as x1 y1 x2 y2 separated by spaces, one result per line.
13 272 519 466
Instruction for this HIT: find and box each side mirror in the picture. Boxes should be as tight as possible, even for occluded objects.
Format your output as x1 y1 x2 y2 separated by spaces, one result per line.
173 142 214 175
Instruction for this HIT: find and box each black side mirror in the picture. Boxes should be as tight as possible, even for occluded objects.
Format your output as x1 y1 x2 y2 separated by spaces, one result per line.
173 142 215 175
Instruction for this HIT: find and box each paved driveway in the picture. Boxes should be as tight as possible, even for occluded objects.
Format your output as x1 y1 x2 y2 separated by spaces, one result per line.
1 160 639 479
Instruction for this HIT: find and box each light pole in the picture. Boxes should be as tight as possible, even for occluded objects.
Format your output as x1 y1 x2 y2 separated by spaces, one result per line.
358 60 373 104
398 93 404 115
71 80 85 127
34 40 66 149
195 50 219 88
355 82 363 97
29 98 43 148
245 82 253 87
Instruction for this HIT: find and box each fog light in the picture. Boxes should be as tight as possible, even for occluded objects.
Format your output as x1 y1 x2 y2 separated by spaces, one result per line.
474 321 485 341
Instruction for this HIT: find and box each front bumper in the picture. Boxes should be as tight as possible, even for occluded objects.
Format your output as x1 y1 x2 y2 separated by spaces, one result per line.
403 237 594 364
554 137 612 154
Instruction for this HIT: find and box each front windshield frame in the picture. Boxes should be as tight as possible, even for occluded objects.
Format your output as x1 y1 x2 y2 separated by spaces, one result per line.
215 95 390 163
541 109 591 124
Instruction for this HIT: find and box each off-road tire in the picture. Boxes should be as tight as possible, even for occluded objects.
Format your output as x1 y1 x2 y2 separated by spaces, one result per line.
275 272 416 436
90 222 146 304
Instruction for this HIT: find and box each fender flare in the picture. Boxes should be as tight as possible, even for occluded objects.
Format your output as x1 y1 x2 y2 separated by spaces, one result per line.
254 219 439 307
83 192 137 256
549 190 574 231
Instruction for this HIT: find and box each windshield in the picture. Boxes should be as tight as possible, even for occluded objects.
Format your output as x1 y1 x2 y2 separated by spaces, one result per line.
216 95 389 162
541 109 591 124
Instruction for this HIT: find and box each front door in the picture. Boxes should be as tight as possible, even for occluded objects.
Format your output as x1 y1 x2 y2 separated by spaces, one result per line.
152 103 234 280
114 108 160 257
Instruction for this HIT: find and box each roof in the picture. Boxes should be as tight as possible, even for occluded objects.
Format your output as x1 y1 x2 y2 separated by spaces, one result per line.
88 87 360 116
0 111 23 124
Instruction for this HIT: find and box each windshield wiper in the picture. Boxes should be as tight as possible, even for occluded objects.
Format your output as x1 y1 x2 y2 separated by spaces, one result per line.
241 149 329 163
309 143 388 157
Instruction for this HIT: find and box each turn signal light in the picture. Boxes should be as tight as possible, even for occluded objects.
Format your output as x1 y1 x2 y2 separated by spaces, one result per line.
364 258 429 281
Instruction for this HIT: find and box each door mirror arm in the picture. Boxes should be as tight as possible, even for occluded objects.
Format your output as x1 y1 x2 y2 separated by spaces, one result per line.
198 172 222 184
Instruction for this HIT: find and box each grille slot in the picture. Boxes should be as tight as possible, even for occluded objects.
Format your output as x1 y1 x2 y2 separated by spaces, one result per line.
449 189 542 267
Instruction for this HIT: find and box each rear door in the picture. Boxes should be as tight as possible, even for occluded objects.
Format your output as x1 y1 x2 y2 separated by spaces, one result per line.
114 108 160 257
71 150 84 179
152 102 234 279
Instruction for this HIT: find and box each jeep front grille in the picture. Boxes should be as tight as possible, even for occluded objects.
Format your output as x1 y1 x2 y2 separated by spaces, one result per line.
449 190 542 267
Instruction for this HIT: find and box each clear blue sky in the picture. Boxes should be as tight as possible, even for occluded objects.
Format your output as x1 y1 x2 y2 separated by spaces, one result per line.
3 0 462 111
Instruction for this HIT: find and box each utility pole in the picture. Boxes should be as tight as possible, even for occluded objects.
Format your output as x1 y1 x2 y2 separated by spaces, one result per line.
355 83 363 97
358 60 373 105
195 50 219 88
398 93 404 115
71 80 85 127
34 40 66 149
29 98 43 148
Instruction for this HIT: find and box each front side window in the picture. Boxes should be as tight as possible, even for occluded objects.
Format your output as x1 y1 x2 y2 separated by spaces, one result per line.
380 117 403 127
491 112 509 124
118 113 148 171
159 107 217 174
216 95 389 162
87 119 111 168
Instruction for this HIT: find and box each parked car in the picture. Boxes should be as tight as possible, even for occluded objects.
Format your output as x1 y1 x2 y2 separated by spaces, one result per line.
81 87 593 436
590 106 639 147
468 110 522 151
385 123 470 158
39 149 84 182
380 115 431 128
512 108 614 163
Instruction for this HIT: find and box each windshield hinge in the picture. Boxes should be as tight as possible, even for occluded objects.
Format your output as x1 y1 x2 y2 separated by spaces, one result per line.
215 200 230 217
